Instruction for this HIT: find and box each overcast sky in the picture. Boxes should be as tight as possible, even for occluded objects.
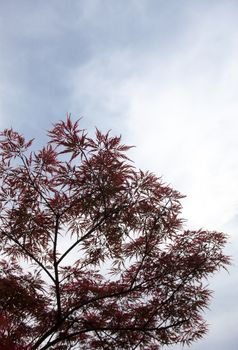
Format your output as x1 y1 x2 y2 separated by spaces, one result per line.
0 1 237 349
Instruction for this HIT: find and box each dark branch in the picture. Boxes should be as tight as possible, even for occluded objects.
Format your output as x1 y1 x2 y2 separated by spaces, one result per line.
1 229 55 284
53 215 62 321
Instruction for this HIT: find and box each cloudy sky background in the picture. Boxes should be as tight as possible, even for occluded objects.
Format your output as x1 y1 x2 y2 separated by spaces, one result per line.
0 1 238 349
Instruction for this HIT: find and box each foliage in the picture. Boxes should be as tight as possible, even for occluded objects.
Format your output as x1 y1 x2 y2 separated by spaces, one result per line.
0 116 230 349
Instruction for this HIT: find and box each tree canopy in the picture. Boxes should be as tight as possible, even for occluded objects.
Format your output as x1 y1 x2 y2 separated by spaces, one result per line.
0 116 230 349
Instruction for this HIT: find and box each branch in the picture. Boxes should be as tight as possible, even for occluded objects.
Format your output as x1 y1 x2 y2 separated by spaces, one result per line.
57 207 121 266
31 280 141 349
53 215 62 321
19 152 58 215
34 319 190 350
1 229 55 284
31 239 208 349
94 329 108 350
63 281 143 322
31 323 60 350
62 253 200 324
141 260 208 332
129 231 150 290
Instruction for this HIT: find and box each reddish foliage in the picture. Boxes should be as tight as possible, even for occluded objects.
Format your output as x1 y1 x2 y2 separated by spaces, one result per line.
0 116 230 349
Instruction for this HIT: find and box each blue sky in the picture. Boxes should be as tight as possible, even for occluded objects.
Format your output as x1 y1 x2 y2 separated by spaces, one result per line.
1 1 238 349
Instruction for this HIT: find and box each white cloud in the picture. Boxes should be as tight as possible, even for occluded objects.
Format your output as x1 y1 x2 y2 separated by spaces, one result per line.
125 62 238 229
69 3 238 231
68 49 135 132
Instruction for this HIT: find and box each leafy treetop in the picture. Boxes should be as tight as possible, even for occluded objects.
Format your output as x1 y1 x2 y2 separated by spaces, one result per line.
0 116 230 350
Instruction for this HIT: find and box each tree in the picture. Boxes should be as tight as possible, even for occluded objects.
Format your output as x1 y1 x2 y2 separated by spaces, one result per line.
0 116 230 350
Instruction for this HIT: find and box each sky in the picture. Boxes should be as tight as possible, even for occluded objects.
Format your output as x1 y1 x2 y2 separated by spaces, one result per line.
0 0 238 349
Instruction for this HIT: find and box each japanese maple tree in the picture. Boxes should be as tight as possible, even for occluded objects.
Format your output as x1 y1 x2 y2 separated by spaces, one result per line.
0 116 230 350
